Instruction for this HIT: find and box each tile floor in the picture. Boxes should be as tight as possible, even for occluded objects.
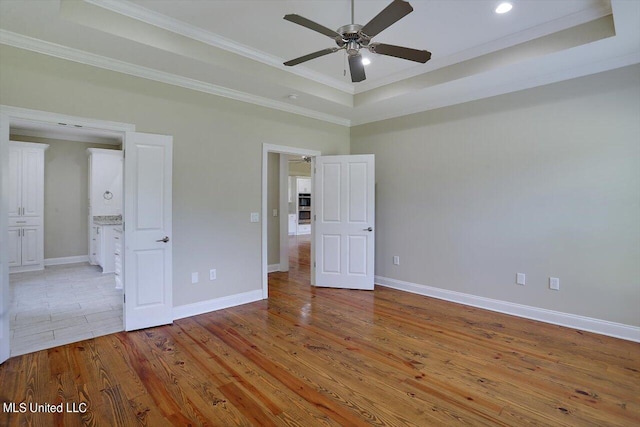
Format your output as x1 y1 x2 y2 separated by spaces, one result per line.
9 263 123 357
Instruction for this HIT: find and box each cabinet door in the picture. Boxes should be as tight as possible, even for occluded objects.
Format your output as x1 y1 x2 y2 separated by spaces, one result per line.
299 178 311 193
8 147 21 217
95 226 103 267
21 227 40 266
7 228 21 267
21 148 44 217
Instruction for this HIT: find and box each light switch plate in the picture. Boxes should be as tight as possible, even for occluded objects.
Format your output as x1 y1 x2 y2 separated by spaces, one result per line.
516 273 526 285
549 277 560 290
250 212 260 223
191 272 199 284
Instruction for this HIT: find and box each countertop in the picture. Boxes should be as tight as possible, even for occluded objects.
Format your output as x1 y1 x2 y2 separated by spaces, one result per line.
93 215 122 226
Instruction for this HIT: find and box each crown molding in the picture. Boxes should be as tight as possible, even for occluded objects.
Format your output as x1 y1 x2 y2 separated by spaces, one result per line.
85 0 355 94
0 30 350 127
354 1 613 94
351 51 640 126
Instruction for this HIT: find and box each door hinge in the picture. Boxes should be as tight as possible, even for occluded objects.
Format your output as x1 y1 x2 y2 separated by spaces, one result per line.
122 222 125 231
314 261 316 267
314 214 316 221
123 294 126 304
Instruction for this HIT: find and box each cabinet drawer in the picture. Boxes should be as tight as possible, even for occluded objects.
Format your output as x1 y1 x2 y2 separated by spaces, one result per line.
9 217 41 227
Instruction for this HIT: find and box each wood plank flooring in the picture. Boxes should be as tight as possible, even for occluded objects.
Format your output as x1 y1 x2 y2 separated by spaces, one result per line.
1 236 639 426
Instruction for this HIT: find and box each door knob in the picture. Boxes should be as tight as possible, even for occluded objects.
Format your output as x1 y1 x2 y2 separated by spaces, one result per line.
156 236 170 243
363 227 373 232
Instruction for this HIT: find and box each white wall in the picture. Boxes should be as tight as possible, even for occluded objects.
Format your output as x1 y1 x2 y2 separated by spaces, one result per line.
0 45 349 307
351 64 640 327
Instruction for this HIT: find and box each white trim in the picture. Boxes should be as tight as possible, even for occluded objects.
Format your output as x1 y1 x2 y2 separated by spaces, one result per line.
262 144 321 299
0 105 135 133
44 255 90 266
268 264 281 273
375 276 640 343
173 289 263 321
0 30 350 127
354 3 613 94
85 0 354 94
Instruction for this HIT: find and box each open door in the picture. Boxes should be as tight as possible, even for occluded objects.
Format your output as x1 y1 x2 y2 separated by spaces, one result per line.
314 155 375 290
0 114 10 363
124 132 173 331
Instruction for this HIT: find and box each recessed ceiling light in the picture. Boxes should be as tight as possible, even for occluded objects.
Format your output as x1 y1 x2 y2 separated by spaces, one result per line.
495 2 513 14
287 94 298 100
362 57 371 66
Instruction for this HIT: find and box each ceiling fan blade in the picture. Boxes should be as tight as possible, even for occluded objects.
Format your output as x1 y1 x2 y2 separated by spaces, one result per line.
370 43 431 63
284 48 340 66
360 0 413 38
284 14 342 38
348 54 366 82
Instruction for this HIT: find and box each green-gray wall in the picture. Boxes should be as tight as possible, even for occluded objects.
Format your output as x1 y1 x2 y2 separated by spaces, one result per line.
351 64 640 327
0 45 349 307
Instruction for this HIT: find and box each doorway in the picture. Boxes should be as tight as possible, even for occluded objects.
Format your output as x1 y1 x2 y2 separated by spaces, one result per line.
261 144 320 299
7 121 125 356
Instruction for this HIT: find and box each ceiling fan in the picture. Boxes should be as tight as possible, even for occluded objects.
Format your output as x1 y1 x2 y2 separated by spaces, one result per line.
283 0 432 83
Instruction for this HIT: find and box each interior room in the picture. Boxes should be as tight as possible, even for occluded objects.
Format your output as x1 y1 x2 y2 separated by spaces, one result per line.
7 124 125 356
0 0 638 425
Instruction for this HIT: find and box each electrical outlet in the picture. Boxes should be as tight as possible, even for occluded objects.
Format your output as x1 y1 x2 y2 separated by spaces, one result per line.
210 269 217 280
516 273 526 286
273 209 278 217
549 277 560 290
191 272 199 284
393 256 400 265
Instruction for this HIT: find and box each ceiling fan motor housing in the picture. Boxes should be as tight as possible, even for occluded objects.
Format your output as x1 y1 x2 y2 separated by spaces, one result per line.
335 24 371 56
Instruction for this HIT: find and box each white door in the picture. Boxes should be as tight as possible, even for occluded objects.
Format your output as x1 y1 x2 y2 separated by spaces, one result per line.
124 132 173 331
314 155 375 290
1 114 10 364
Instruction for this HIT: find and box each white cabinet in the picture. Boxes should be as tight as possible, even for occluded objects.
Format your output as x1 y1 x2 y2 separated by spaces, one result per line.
288 214 297 235
87 148 123 217
9 142 48 273
94 225 117 274
297 177 311 194
114 229 123 289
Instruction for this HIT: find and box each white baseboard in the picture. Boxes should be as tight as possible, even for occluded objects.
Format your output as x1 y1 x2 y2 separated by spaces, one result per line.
44 255 90 266
173 289 263 321
375 276 640 343
268 264 280 273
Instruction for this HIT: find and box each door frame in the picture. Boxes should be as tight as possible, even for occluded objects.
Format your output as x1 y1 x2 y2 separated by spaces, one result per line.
261 143 320 299
0 105 135 363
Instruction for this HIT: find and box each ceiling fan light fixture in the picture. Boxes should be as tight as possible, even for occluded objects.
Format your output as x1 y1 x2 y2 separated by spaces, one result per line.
362 57 371 66
495 2 513 14
346 40 360 56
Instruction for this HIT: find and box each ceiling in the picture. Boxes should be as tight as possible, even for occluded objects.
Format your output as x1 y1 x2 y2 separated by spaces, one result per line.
1 0 638 127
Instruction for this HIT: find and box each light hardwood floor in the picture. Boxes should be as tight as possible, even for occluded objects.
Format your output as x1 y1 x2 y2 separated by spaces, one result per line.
0 236 638 426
